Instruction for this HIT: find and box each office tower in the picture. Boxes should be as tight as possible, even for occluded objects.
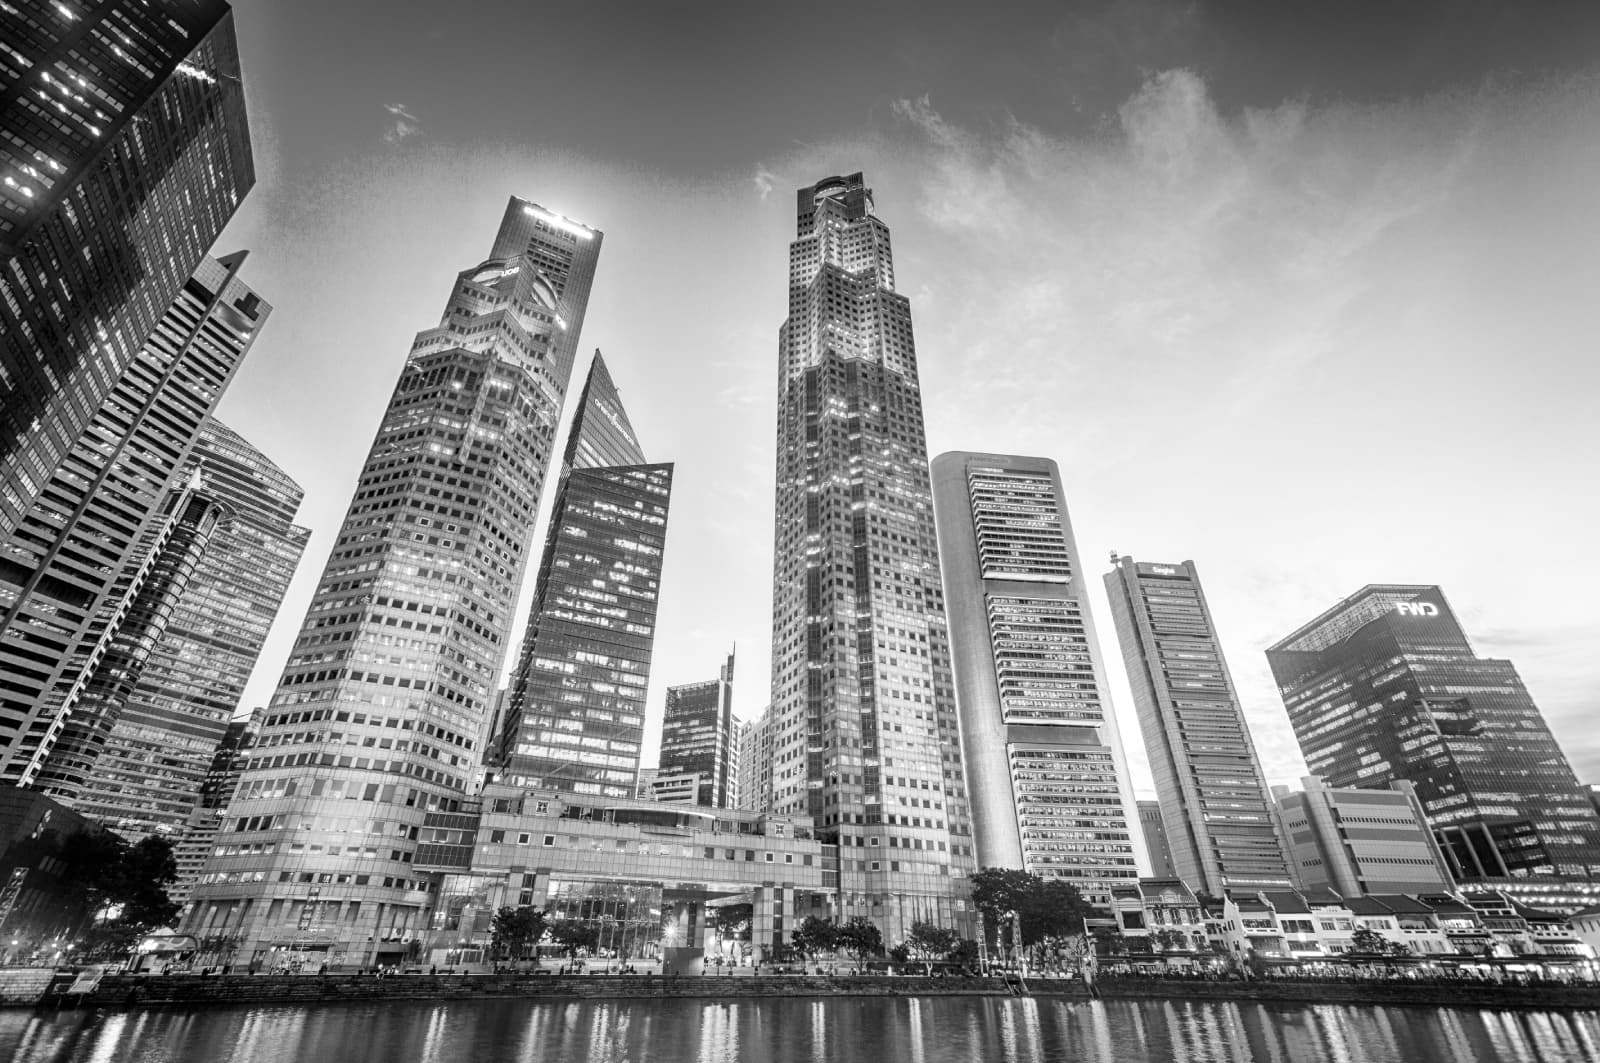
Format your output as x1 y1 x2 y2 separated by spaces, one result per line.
1106 557 1292 895
1267 585 1600 884
658 650 738 807
736 708 773 814
768 173 974 935
498 353 672 798
1272 777 1454 896
34 482 229 805
930 452 1142 908
183 198 602 966
37 419 310 836
171 709 262 903
1 0 252 533
1139 800 1181 882
0 252 267 784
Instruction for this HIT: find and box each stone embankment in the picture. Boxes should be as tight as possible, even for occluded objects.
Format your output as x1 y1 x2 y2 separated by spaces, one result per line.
10 970 1598 1012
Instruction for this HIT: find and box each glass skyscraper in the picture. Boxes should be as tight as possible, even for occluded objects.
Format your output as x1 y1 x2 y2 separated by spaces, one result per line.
0 251 267 785
768 173 974 937
37 418 309 837
930 452 1143 908
1267 585 1600 886
1106 556 1292 896
658 649 738 808
498 353 672 799
1 0 252 534
183 198 602 968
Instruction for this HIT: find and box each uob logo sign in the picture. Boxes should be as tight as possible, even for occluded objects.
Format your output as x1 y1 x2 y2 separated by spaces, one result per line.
1395 601 1439 617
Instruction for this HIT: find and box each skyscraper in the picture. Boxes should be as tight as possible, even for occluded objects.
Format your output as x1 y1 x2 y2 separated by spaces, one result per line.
0 252 267 784
768 173 975 936
1 0 252 534
37 419 309 837
658 650 738 807
498 352 673 799
182 198 602 967
930 452 1143 907
1106 557 1292 895
736 706 773 815
1267 585 1600 885
1139 800 1181 881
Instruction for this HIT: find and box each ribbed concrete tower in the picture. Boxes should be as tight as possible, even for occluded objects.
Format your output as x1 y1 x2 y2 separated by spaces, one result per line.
931 452 1144 908
183 199 601 967
768 173 974 939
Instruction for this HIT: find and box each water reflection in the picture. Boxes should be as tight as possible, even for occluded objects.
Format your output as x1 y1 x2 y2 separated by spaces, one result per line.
2 995 1595 1063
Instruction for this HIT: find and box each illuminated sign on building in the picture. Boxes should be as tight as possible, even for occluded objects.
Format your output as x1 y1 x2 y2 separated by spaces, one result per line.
1395 601 1439 617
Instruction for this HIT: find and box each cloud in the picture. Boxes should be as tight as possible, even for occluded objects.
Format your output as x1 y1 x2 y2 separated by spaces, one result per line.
752 164 777 200
383 103 422 144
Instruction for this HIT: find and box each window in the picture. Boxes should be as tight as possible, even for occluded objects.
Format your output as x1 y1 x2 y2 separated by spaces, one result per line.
543 835 556 847
489 830 505 843
517 833 530 845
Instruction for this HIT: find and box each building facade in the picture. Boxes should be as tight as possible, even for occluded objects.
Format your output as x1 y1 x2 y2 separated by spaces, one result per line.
767 173 974 937
498 353 672 799
930 452 1143 907
1139 800 1181 882
0 252 267 784
1267 585 1600 887
1272 776 1455 896
735 707 773 815
658 650 738 808
38 419 308 837
1 0 252 535
182 198 603 966
171 709 263 904
1105 557 1291 895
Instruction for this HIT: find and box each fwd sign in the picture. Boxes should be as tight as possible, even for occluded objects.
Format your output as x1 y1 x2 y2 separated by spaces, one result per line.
1395 601 1439 617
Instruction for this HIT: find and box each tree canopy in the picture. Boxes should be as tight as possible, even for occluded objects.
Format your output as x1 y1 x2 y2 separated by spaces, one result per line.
490 906 547 960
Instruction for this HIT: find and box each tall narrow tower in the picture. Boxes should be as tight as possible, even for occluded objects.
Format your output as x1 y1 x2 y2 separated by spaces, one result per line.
499 353 673 799
930 452 1144 908
183 199 601 966
659 649 739 807
769 173 974 937
1105 557 1291 896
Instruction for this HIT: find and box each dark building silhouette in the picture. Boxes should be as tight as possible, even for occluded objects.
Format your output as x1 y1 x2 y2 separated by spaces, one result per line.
500 353 673 798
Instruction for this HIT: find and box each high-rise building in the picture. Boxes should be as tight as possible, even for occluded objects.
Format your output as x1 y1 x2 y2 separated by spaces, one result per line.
1139 800 1181 882
37 419 309 837
1267 585 1600 885
735 707 773 814
182 198 602 967
768 173 974 936
497 353 672 799
170 708 263 904
930 452 1142 908
658 650 738 808
34 482 229 806
1105 557 1292 895
1271 777 1454 896
0 252 267 784
1 0 252 534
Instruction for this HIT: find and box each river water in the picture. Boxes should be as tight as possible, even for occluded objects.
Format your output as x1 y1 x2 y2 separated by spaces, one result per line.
2 995 1596 1062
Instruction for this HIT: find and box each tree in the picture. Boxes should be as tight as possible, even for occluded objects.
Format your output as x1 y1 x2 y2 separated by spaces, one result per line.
837 917 882 962
1350 926 1388 955
948 939 980 969
1152 928 1187 953
549 920 599 958
56 830 180 960
790 915 839 961
905 921 960 973
490 906 547 961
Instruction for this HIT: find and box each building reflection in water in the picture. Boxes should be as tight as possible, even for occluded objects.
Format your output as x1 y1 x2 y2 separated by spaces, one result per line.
4 996 1600 1062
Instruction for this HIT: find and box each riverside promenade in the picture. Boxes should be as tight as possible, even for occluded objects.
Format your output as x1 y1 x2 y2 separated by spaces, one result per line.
7 970 1599 1012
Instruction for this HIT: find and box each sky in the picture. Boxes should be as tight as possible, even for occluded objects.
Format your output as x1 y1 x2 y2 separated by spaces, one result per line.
213 0 1600 795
